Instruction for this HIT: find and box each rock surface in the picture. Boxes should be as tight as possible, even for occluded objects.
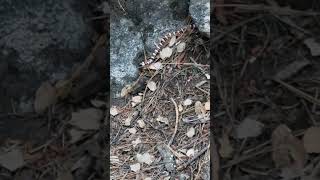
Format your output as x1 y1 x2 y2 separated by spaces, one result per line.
189 0 210 37
0 0 92 112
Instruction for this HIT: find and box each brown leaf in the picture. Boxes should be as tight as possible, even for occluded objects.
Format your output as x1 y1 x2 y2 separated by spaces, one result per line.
218 131 233 158
303 126 320 153
272 125 306 172
34 81 57 113
69 108 103 130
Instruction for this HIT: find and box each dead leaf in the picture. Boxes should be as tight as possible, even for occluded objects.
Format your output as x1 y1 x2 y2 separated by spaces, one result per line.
69 128 86 144
177 42 186 52
303 126 320 153
132 96 142 103
55 80 72 99
137 119 146 128
147 81 157 91
130 163 141 172
136 153 154 165
90 99 106 108
110 156 120 165
156 115 169 125
186 148 195 157
0 148 25 171
304 38 320 56
132 95 142 107
272 124 306 175
218 131 234 158
121 84 134 97
34 81 57 113
149 62 163 70
186 127 195 138
235 116 264 139
160 47 172 59
183 99 193 106
124 116 132 126
204 102 210 111
69 108 103 130
194 101 206 115
128 128 137 134
110 106 119 116
178 104 183 112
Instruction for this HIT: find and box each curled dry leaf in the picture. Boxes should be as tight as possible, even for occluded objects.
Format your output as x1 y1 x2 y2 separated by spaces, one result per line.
110 156 120 165
137 119 146 128
70 108 103 130
177 42 186 52
69 128 86 144
149 62 163 70
156 115 169 125
34 81 57 114
131 95 142 107
147 81 157 91
128 128 137 134
90 99 106 108
178 104 183 112
204 101 210 111
304 38 320 56
218 132 234 158
186 148 195 157
136 153 154 165
303 126 320 153
195 101 206 115
0 148 25 171
121 84 133 97
160 47 173 59
132 96 142 103
110 106 119 116
272 124 306 174
130 163 141 172
124 116 132 126
186 127 195 138
183 99 193 106
235 116 264 139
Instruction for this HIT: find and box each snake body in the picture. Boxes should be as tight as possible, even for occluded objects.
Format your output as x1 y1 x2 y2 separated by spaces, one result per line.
141 24 196 67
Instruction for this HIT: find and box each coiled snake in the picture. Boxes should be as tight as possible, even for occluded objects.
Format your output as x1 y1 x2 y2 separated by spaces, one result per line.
140 24 196 67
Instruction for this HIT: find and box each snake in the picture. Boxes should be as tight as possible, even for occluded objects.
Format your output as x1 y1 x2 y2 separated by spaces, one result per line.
140 24 196 67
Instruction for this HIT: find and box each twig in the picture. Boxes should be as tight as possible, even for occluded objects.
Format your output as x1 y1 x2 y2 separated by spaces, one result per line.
118 0 127 14
168 98 179 146
212 15 263 43
273 78 320 106
212 137 220 180
177 145 209 170
214 4 320 16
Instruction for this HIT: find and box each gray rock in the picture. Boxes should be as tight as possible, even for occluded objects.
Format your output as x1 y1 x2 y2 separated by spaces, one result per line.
110 16 143 97
0 0 92 113
110 0 190 98
190 0 210 37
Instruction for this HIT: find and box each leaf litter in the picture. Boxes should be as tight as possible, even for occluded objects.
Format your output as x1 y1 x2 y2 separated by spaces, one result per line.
110 25 210 179
213 1 320 179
